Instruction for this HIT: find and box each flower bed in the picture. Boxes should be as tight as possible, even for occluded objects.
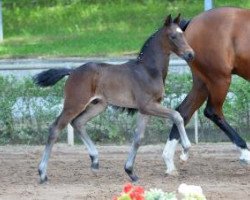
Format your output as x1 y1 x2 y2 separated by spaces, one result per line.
114 183 206 200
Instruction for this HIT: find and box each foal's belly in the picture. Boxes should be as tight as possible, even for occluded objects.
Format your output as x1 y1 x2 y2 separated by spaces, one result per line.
107 92 136 108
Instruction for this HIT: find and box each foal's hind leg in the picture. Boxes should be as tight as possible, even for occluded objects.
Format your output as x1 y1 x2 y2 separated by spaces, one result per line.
124 113 149 181
71 101 107 172
38 105 87 183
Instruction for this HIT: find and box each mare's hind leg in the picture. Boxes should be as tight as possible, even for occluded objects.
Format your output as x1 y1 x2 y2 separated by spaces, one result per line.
71 101 107 172
204 77 250 164
38 106 85 183
166 75 208 174
124 113 149 181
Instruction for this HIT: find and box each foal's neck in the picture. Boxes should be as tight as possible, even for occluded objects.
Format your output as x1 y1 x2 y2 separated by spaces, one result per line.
137 30 170 79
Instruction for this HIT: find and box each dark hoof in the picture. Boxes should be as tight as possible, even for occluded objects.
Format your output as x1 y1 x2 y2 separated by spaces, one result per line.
125 168 139 182
91 162 99 170
38 169 48 184
39 175 48 184
130 174 139 182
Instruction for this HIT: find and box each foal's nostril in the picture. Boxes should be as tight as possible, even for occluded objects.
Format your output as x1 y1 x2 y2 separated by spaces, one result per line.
184 51 195 62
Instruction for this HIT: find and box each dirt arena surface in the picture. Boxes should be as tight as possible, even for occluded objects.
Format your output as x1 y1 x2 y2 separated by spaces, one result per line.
0 143 250 200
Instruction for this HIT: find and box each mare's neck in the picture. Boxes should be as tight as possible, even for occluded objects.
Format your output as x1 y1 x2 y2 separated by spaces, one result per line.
137 31 170 79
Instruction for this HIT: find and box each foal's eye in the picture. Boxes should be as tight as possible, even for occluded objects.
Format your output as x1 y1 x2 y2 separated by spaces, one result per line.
170 34 177 40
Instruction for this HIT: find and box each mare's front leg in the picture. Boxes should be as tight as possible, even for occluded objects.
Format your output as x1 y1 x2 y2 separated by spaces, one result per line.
124 113 149 181
139 102 191 175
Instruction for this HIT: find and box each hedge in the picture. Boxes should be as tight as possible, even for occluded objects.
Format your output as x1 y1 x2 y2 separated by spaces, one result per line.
0 74 249 144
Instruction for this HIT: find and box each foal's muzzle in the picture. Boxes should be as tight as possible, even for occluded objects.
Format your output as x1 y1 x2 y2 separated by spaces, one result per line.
182 51 195 62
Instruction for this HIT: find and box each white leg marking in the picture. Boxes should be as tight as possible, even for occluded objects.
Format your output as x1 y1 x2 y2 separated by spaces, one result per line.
162 139 178 175
172 112 191 151
180 149 189 162
239 148 250 164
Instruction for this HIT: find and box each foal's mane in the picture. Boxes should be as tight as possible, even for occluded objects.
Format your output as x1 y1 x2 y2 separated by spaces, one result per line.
137 30 159 62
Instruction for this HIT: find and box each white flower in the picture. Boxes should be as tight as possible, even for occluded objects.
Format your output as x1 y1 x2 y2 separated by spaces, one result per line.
178 183 206 200
145 188 177 200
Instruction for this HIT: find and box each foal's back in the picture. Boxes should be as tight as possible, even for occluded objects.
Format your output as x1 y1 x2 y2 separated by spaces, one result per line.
185 7 250 80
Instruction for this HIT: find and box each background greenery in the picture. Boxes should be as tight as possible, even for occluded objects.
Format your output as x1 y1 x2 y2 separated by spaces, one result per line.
0 75 248 145
1 0 250 58
0 0 249 144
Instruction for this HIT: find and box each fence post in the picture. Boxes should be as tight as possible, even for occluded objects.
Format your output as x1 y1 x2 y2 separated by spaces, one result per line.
204 0 213 11
194 111 199 144
0 0 3 42
67 124 74 146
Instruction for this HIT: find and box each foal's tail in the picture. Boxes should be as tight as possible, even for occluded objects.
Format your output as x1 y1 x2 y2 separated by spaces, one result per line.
179 19 191 31
33 68 73 87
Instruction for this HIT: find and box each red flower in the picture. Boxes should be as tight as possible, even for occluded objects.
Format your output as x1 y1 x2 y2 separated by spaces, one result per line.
123 183 133 193
115 183 145 200
129 186 144 200
134 186 144 194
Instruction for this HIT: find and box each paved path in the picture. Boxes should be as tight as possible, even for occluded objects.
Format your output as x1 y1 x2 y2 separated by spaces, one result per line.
0 55 190 78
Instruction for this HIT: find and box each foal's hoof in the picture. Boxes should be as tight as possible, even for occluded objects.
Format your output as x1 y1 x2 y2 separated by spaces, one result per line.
39 175 48 184
165 169 179 176
125 168 139 182
38 169 48 184
91 162 99 175
129 174 139 182
91 162 99 170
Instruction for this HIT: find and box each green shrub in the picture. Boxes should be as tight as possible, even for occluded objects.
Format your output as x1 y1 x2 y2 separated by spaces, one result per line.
0 74 248 145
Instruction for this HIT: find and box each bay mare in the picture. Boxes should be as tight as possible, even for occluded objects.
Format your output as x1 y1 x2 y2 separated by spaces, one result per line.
134 7 250 175
34 14 194 183
172 7 250 165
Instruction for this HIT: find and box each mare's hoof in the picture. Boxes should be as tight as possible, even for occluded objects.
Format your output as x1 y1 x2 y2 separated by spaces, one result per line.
165 169 179 176
180 152 189 163
239 149 250 165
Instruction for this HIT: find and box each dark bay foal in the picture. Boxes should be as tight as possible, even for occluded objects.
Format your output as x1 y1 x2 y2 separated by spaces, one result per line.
34 14 194 183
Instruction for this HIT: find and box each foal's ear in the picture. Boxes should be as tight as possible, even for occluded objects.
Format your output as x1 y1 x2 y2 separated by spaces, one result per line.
165 14 172 26
173 13 181 25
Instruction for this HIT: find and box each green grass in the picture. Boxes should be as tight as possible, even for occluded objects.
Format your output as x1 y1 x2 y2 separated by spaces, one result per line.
1 0 250 58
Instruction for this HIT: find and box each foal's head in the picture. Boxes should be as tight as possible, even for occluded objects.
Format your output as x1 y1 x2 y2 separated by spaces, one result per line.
162 14 194 62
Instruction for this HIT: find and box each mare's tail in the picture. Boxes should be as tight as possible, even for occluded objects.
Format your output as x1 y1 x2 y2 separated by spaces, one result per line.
33 68 73 87
179 19 191 31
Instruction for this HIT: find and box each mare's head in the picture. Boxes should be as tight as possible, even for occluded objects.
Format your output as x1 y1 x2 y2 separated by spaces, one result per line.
161 14 194 62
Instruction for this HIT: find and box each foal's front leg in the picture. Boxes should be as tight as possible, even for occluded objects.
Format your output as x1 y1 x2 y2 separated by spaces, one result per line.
139 102 191 175
124 113 149 181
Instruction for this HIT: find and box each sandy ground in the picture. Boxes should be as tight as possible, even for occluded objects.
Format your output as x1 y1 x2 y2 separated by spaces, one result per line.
0 143 250 200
